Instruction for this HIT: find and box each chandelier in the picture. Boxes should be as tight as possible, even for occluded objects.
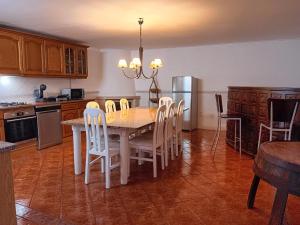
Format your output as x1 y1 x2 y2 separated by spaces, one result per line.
118 18 163 79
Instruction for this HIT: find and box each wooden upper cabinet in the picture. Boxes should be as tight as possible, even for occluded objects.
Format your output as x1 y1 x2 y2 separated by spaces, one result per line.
0 30 22 74
44 40 64 75
22 36 44 75
77 47 88 76
0 28 88 78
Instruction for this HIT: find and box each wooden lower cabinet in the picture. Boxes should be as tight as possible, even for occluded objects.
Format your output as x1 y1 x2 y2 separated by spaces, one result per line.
227 86 300 155
0 120 5 141
61 109 78 138
61 100 91 138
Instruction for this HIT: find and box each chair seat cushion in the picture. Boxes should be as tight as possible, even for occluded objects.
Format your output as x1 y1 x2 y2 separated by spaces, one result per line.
89 140 120 156
129 131 153 150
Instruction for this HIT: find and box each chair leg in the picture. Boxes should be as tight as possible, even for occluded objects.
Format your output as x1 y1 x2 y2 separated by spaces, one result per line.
284 131 287 141
84 152 91 184
269 128 272 142
153 150 157 178
257 124 262 152
165 141 168 167
175 134 179 157
138 149 142 165
101 158 105 173
288 129 292 141
105 157 111 189
213 119 221 159
239 119 242 157
161 146 165 170
234 120 237 150
211 118 220 151
170 138 174 160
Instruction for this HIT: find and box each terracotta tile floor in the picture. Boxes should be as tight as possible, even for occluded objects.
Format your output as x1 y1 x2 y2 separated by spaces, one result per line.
11 130 300 225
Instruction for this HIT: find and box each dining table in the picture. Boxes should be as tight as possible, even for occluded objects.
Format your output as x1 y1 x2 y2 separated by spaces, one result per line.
62 107 157 185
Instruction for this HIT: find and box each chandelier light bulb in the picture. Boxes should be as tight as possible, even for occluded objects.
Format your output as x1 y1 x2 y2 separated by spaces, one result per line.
118 59 128 68
132 58 142 67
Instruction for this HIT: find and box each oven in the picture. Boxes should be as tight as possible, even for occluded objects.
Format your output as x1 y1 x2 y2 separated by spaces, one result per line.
4 107 37 143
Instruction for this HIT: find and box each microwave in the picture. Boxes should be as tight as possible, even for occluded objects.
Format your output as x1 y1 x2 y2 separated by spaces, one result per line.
61 88 85 100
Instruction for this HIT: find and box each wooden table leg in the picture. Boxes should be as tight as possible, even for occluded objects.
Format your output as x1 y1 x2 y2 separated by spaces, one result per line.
269 188 288 225
247 175 260 209
72 125 82 175
120 129 129 185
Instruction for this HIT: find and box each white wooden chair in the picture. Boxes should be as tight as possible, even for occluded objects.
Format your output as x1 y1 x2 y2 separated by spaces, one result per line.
129 105 167 178
174 100 184 156
165 102 176 165
105 100 116 113
84 108 120 189
120 98 129 110
86 101 100 109
257 98 299 151
159 96 173 108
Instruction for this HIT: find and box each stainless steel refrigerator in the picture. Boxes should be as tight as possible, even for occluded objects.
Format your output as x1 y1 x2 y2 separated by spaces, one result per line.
172 76 198 131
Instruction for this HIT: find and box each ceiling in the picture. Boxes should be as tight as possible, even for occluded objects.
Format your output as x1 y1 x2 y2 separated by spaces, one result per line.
1 0 300 49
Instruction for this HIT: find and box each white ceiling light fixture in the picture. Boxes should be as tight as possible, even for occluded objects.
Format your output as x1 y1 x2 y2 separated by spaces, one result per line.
118 18 163 79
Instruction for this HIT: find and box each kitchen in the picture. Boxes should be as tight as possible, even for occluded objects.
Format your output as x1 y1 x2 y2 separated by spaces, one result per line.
1 1 300 225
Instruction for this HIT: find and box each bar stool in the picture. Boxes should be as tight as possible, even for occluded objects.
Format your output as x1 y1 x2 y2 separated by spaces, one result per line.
257 98 299 151
211 94 242 158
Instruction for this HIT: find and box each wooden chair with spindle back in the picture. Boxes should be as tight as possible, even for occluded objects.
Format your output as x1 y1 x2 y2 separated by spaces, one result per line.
129 105 167 177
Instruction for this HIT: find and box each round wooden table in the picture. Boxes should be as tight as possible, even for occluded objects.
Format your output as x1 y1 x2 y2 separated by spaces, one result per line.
247 142 300 225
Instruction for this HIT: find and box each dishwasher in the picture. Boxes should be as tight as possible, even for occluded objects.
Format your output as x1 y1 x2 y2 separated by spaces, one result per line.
35 104 62 149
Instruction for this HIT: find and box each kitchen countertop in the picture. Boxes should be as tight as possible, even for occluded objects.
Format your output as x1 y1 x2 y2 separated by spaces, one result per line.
0 98 96 111
0 141 15 152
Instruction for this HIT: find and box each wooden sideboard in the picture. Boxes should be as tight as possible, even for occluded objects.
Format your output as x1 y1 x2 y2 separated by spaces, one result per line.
227 86 300 155
0 27 88 78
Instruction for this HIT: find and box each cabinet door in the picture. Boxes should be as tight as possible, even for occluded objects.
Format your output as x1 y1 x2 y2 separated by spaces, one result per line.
0 120 5 141
44 40 64 75
0 30 22 74
64 44 76 75
23 36 44 75
77 47 88 76
61 109 79 137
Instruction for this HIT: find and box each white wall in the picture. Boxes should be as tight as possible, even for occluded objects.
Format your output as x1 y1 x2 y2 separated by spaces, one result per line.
134 39 300 129
0 48 136 102
98 49 136 96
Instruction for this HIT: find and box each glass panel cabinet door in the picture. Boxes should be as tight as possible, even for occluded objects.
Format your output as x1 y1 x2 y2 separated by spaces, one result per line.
77 48 87 76
64 46 75 75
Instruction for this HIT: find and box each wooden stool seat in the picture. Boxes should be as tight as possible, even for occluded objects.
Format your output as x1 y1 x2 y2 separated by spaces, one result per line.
247 142 300 225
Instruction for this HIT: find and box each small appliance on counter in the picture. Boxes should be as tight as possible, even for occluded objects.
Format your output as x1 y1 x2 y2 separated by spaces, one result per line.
33 84 47 101
61 88 85 100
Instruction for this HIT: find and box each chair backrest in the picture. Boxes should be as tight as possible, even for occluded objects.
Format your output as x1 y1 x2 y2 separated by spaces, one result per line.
153 105 166 147
105 100 116 113
159 96 173 108
268 98 299 125
84 108 108 155
165 103 176 140
86 101 100 109
175 100 184 133
120 98 129 110
215 94 223 115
